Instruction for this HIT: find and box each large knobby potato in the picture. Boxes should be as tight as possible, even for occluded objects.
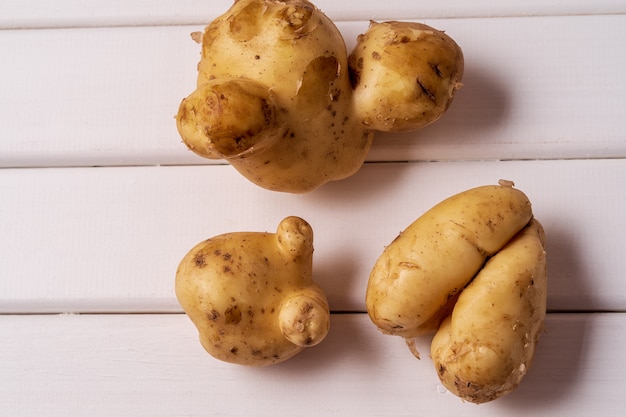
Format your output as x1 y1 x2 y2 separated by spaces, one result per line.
176 0 463 192
176 0 371 193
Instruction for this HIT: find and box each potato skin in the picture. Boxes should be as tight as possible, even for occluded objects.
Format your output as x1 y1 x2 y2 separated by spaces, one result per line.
175 216 330 366
431 219 547 403
176 78 284 159
176 0 373 193
176 1 464 192
365 183 532 338
349 21 464 132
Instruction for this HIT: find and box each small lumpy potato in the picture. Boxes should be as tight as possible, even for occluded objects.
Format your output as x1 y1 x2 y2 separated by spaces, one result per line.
175 216 330 366
366 182 533 339
349 21 464 132
431 219 547 403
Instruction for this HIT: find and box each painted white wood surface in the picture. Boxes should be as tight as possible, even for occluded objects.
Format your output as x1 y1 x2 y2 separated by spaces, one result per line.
1 15 625 167
1 0 624 29
1 1 625 416
1 159 625 313
1 313 624 417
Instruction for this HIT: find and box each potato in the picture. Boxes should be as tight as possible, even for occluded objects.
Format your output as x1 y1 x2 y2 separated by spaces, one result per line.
176 0 373 193
176 78 285 159
175 216 330 366
349 21 464 132
366 181 547 402
366 182 533 339
176 0 463 192
431 219 547 403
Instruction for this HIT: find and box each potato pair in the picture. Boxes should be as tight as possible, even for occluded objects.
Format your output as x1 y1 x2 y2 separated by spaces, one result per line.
366 181 547 403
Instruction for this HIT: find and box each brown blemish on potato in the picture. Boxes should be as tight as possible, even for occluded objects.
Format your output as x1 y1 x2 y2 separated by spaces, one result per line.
207 309 220 321
193 252 207 268
417 78 436 103
224 305 242 324
429 62 443 78
438 364 447 375
296 55 340 115
228 0 263 41
398 261 421 270
301 302 313 314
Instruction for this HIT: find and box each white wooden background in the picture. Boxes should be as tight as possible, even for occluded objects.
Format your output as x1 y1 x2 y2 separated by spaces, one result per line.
1 1 625 415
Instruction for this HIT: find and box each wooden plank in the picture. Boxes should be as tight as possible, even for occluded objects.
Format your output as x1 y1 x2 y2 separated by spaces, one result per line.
0 312 623 416
1 15 625 168
1 0 624 29
2 3 623 416
0 25 197 168
1 159 624 313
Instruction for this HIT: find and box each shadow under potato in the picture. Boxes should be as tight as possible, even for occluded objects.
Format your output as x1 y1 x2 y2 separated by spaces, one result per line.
499 221 593 408
244 313 388 376
499 313 590 410
371 63 512 153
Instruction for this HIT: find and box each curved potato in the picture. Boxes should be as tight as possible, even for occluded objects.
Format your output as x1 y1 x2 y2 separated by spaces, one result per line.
365 183 532 338
431 219 547 403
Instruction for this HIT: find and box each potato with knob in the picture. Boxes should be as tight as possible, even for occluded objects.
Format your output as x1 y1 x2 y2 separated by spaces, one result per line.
176 0 372 193
175 216 330 366
176 0 463 193
431 219 547 403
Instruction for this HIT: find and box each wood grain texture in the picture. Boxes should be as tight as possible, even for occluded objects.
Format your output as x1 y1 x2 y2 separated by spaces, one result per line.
1 159 624 313
0 1 624 415
1 0 624 29
1 313 623 417
1 15 625 167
